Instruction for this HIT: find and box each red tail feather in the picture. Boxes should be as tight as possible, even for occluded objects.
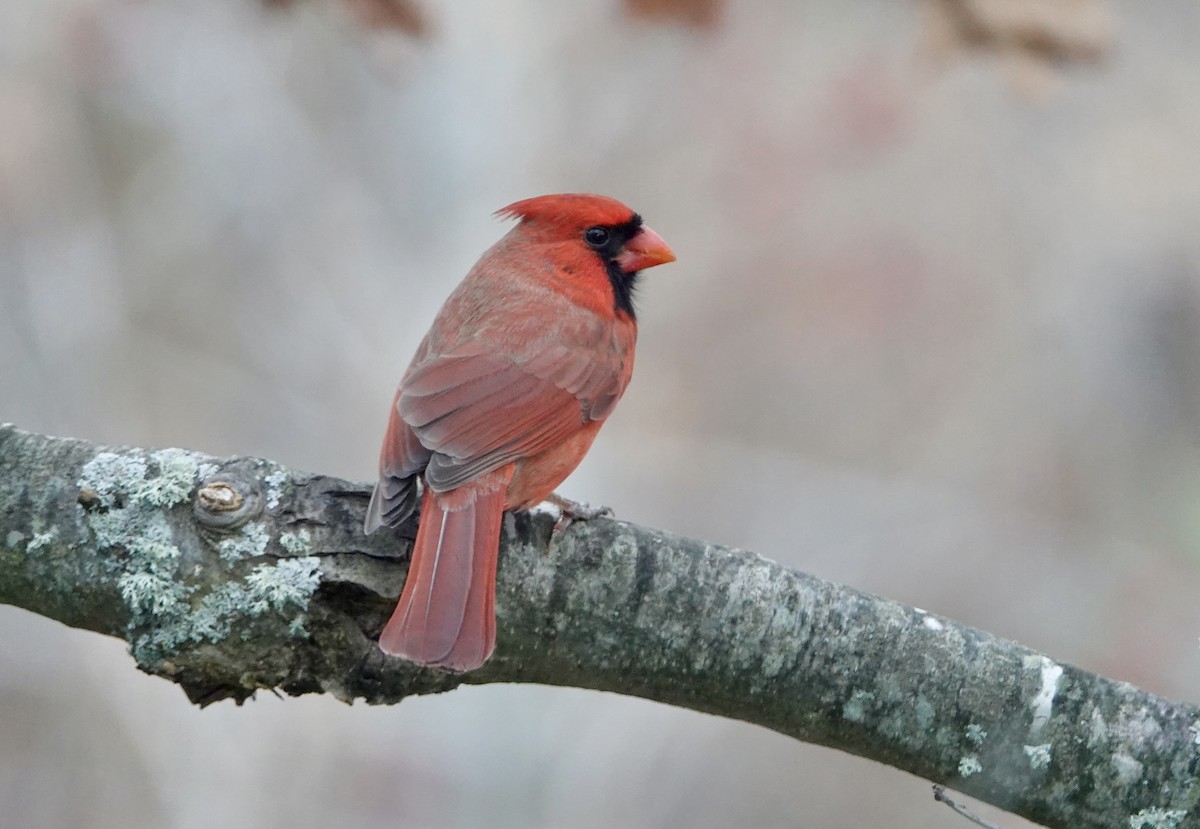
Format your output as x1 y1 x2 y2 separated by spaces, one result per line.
378 482 504 672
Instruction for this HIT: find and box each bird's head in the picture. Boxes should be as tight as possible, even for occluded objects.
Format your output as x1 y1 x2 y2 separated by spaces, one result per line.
496 193 675 319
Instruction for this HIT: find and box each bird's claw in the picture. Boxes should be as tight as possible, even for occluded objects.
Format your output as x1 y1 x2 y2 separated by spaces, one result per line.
545 493 614 541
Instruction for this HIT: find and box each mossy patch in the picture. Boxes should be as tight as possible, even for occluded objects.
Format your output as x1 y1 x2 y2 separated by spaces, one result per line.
78 449 320 670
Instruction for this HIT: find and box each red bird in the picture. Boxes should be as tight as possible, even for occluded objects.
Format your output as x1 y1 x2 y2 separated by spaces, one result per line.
364 194 675 672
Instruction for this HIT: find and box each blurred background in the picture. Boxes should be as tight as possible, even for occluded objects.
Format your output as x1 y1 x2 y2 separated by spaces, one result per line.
2 0 1198 826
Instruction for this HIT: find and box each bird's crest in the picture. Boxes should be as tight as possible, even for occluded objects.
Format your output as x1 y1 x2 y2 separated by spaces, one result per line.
496 193 636 229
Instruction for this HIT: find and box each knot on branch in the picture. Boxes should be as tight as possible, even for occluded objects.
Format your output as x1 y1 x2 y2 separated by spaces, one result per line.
194 480 260 529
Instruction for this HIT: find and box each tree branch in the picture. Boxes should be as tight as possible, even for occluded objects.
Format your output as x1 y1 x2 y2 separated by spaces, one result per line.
1 423 1196 828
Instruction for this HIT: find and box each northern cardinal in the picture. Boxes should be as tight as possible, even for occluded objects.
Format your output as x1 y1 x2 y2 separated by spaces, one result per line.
364 194 675 671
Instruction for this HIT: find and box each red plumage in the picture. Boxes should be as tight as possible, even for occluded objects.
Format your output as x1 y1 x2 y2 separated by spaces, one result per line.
365 194 675 671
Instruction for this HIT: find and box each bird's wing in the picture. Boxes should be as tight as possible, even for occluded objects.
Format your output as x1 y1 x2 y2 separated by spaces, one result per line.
365 387 431 531
397 342 627 492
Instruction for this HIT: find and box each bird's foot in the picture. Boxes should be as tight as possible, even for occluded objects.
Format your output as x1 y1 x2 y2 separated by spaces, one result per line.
545 492 614 539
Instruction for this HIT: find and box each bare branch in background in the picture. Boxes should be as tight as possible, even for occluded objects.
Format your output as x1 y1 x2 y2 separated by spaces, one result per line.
1 424 1195 829
920 0 1115 97
263 0 429 36
623 0 723 29
261 0 725 35
924 0 1113 62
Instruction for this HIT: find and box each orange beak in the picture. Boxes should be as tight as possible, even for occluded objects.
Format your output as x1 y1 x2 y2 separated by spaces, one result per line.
615 225 676 272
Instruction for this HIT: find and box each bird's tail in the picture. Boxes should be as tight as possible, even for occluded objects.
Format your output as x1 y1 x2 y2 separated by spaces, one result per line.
378 481 504 672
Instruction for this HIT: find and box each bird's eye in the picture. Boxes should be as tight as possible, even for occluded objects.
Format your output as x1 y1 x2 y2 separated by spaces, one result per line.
584 226 610 248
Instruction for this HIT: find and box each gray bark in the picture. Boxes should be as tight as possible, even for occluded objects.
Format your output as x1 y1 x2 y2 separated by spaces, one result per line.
0 423 1196 829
